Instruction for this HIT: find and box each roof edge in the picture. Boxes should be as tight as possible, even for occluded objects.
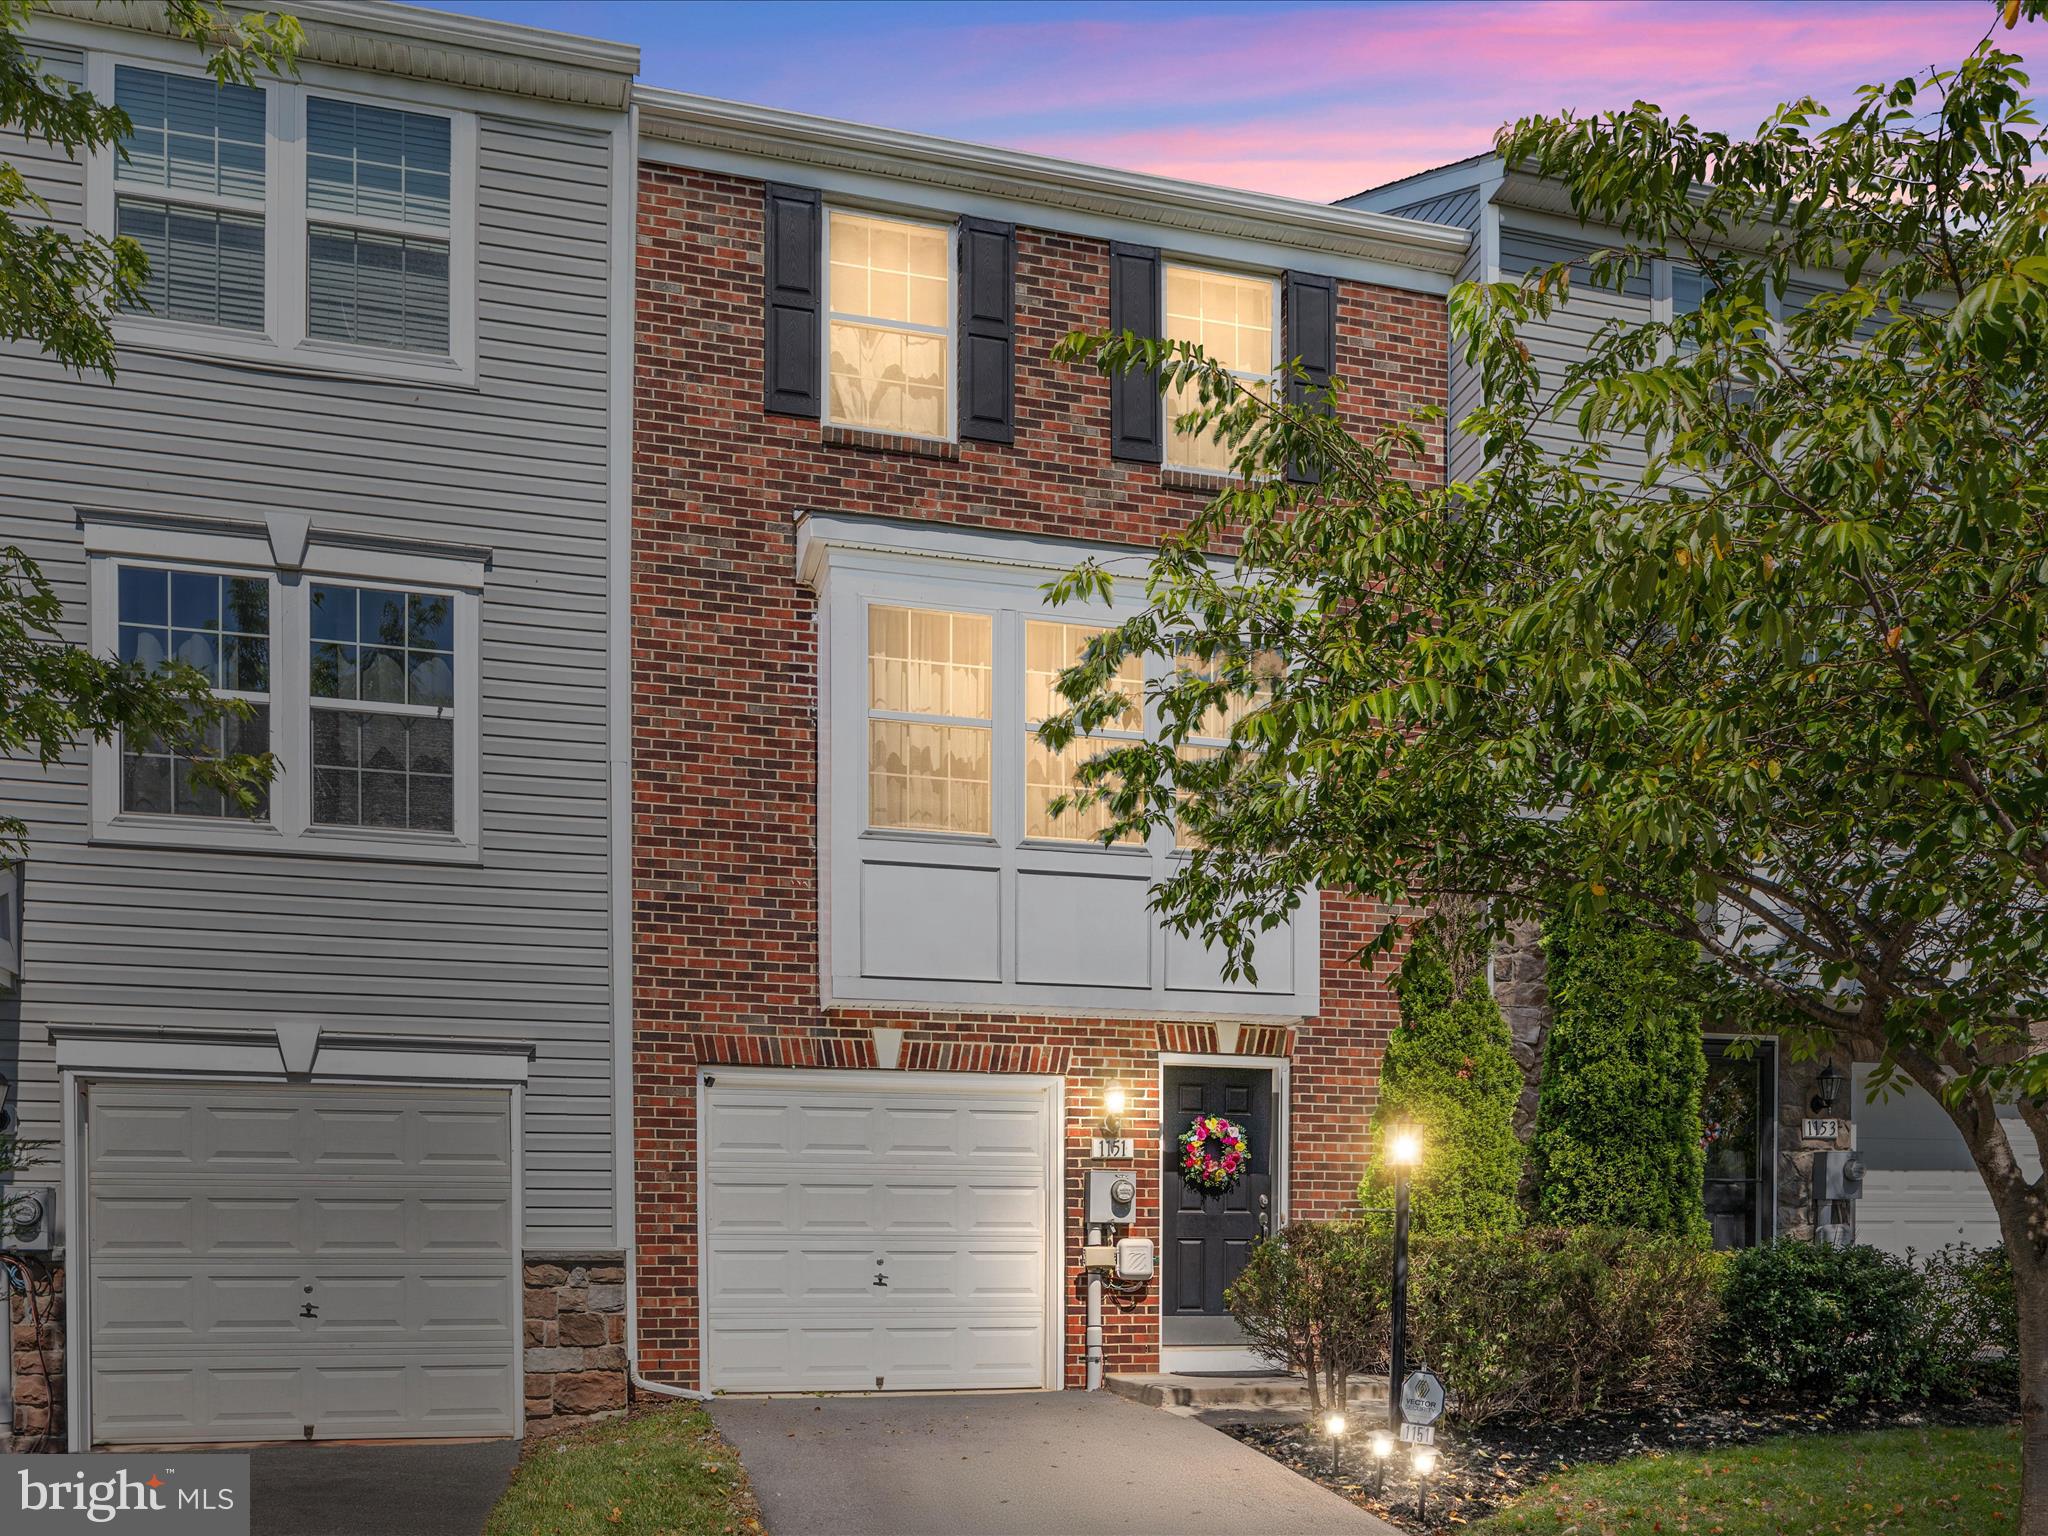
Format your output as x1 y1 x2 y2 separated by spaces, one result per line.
636 88 1470 276
48 0 639 111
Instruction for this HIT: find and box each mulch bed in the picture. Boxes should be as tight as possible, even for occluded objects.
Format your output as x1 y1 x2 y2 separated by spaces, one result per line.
1217 1393 2018 1533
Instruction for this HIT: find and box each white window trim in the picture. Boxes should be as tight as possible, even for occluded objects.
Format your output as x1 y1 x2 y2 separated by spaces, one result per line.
801 512 1320 1019
83 509 486 863
820 206 958 443
1160 260 1281 476
83 44 479 388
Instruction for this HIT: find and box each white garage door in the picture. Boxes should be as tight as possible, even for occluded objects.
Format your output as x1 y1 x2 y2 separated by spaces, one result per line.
1853 1065 2040 1258
86 1083 519 1445
702 1073 1056 1392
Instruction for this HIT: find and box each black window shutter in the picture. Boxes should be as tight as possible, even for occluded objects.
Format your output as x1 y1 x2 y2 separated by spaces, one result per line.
1284 270 1338 483
1108 241 1163 463
957 217 1016 443
762 183 822 418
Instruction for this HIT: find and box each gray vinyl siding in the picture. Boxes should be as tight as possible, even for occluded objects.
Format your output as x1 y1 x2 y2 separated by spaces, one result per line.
1495 222 1655 482
0 44 621 1246
1360 184 1489 483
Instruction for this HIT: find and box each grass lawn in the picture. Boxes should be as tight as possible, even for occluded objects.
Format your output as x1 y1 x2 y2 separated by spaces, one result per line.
1468 1424 2019 1536
484 1404 763 1536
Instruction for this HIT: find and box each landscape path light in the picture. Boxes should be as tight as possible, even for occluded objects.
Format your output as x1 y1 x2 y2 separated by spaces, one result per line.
1368 1428 1393 1494
1410 1443 1438 1520
1324 1409 1346 1477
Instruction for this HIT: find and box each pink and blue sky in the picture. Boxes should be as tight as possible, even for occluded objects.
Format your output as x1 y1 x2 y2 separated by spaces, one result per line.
439 1 2042 202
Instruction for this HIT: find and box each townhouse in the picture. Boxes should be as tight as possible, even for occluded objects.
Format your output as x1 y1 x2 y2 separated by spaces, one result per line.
627 95 1461 1393
1 3 638 1448
1351 156 2007 1259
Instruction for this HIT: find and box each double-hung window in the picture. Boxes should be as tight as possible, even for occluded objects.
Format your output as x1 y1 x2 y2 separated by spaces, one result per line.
825 210 952 439
866 606 991 835
86 512 482 860
112 66 266 331
88 50 474 383
1163 263 1278 474
1023 621 1142 845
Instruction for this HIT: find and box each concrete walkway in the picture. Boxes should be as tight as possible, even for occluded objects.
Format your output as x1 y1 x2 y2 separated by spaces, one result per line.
712 1390 1400 1536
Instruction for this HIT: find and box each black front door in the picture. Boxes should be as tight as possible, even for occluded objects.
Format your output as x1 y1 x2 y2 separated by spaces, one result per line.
1160 1064 1274 1345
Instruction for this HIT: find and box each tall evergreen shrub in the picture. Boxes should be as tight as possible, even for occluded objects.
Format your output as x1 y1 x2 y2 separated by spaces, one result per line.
1530 902 1710 1238
1359 927 1523 1234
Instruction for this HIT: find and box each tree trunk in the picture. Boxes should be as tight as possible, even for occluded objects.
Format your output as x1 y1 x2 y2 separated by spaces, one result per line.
2011 1245 2048 1536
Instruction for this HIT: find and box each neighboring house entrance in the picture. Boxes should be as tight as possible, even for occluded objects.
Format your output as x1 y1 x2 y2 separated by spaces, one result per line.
83 1082 520 1445
698 1071 1060 1392
1159 1061 1276 1368
1702 1038 1777 1249
1852 1064 2040 1257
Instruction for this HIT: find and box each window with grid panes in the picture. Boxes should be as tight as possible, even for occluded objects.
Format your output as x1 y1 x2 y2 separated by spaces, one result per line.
866 605 991 835
309 583 457 832
1024 621 1143 844
305 97 452 353
1162 263 1277 474
113 65 266 330
116 566 271 818
826 211 951 438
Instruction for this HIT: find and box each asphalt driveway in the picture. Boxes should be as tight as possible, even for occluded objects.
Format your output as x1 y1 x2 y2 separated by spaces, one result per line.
712 1390 1399 1536
249 1440 520 1536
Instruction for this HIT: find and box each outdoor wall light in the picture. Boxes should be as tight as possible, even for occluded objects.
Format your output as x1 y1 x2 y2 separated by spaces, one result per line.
1810 1059 1847 1114
1102 1085 1126 1138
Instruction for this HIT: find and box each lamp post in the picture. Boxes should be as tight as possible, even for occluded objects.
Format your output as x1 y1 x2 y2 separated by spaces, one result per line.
1385 1127 1420 1435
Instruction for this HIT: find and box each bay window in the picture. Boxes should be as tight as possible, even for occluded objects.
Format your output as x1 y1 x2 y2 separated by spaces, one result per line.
805 513 1317 1014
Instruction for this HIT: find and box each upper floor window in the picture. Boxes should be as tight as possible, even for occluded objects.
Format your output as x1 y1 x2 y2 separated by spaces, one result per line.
1024 620 1142 845
85 513 483 861
88 53 476 385
1163 263 1278 474
826 210 952 438
866 605 990 834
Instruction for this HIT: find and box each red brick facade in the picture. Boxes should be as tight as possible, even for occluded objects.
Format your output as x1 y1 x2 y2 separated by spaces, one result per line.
631 160 1447 1387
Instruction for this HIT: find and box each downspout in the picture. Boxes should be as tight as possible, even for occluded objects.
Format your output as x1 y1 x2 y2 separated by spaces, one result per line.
605 99 710 1406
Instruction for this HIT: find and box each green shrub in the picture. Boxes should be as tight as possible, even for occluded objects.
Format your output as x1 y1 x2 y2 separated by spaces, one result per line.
1714 1239 1946 1405
1918 1243 2020 1395
1408 1227 1723 1423
1359 929 1524 1235
1529 903 1710 1239
1226 1220 1391 1414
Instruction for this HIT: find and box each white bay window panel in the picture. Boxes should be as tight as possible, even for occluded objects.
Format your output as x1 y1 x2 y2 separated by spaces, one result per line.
826 211 952 439
1163 264 1279 475
807 515 1319 1017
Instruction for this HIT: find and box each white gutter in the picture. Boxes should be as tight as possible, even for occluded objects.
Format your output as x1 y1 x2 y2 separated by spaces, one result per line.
635 87 1470 282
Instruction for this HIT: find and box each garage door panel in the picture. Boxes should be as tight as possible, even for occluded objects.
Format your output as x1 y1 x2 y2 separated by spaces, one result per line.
702 1076 1053 1393
87 1084 517 1444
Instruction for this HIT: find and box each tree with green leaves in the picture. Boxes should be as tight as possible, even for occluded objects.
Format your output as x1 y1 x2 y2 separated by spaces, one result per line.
1529 901 1709 1239
1359 912 1524 1235
1043 1 2048 1517
0 2 298 876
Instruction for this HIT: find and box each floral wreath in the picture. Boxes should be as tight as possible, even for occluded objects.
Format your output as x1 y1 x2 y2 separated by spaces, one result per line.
1179 1114 1251 1195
